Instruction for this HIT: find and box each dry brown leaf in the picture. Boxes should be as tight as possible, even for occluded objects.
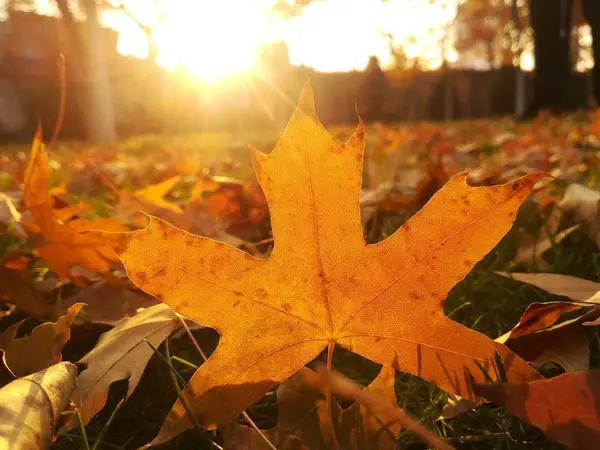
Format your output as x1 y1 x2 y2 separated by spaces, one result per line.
107 83 544 445
0 362 77 450
499 308 600 373
504 301 593 339
62 280 159 325
69 304 180 426
474 371 600 450
558 183 600 247
497 272 600 302
0 268 52 319
494 272 600 371
0 303 84 377
227 366 401 450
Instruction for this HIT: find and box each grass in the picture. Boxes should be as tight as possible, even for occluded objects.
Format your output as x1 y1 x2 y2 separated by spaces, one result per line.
2 123 598 449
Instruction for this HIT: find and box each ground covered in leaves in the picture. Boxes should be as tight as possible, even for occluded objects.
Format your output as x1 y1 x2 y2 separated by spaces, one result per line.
3 109 600 449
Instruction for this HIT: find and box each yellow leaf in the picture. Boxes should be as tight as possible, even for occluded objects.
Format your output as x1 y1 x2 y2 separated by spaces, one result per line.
110 83 545 445
133 176 183 214
23 126 54 237
22 133 126 280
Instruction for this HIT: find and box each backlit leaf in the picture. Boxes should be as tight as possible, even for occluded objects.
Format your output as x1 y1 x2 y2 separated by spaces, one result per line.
109 83 544 445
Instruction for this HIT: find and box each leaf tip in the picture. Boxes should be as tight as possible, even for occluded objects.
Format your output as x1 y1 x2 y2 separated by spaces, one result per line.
297 81 316 115
248 145 270 170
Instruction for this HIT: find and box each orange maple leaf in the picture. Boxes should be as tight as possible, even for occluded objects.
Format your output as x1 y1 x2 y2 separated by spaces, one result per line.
22 131 125 280
109 84 545 445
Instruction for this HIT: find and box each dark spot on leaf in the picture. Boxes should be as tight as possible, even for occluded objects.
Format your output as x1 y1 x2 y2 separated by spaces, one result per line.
409 291 421 300
282 303 291 312
136 272 148 283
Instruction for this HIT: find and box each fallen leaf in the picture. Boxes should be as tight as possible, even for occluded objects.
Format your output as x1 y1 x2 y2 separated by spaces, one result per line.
22 137 125 280
0 303 84 377
0 362 77 450
109 83 544 444
133 176 183 214
415 156 449 208
22 126 54 236
228 366 401 450
500 308 600 373
62 280 159 325
53 202 91 223
69 304 180 426
497 272 600 302
558 183 600 247
491 272 600 372
0 268 52 319
474 371 600 450
504 301 594 339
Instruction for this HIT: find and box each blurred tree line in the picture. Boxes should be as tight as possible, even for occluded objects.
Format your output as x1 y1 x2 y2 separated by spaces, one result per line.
0 0 597 142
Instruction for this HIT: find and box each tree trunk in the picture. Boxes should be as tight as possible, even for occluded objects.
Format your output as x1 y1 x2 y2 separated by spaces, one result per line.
512 0 526 116
81 0 116 144
55 0 115 143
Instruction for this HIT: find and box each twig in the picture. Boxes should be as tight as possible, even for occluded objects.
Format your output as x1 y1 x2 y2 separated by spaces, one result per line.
49 54 66 152
175 314 278 450
176 315 208 361
314 366 454 450
326 342 341 450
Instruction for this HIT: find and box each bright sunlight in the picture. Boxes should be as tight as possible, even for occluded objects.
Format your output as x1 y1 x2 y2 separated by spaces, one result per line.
102 0 457 81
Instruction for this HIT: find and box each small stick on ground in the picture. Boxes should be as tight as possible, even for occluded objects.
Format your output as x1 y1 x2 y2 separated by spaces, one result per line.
326 341 341 450
176 315 278 450
313 365 454 450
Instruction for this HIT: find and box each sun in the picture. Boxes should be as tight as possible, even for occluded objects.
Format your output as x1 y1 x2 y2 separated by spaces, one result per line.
105 0 460 81
149 0 275 82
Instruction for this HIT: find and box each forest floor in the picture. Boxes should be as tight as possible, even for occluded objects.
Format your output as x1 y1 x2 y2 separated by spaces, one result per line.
2 113 600 449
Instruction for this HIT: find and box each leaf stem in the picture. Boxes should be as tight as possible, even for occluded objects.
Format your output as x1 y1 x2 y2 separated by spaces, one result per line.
175 314 278 450
326 341 341 450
